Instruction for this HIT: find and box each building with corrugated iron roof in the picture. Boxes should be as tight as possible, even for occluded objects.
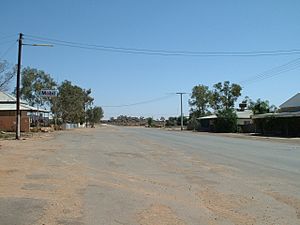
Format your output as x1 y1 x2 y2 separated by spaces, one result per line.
252 93 300 136
0 91 49 132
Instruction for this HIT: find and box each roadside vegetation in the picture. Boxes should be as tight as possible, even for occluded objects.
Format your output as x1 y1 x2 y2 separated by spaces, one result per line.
106 79 278 134
173 81 276 133
18 66 104 128
1 60 279 134
187 81 242 132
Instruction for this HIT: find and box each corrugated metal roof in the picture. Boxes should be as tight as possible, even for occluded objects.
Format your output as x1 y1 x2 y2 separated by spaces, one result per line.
198 110 253 120
236 110 253 118
0 91 17 102
0 91 27 104
252 111 300 119
0 91 49 112
279 93 300 109
198 114 217 120
0 103 49 112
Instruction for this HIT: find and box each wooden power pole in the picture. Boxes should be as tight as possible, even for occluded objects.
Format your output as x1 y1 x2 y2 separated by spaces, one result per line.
16 33 23 140
176 92 188 131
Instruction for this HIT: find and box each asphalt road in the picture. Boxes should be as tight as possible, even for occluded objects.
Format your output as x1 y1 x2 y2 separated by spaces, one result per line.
1 126 300 225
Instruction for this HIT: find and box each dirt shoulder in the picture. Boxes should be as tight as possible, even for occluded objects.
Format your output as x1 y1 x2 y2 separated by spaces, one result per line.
0 130 87 225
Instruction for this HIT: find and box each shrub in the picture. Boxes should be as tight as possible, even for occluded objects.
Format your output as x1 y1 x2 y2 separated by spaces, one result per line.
215 109 237 133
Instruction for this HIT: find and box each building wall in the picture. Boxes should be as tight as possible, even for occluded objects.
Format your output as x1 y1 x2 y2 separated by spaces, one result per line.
0 111 27 116
0 115 30 132
199 118 255 133
253 117 300 137
237 118 252 126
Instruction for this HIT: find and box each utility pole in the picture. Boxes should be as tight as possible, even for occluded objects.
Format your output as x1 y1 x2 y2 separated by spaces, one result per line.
16 33 23 140
176 92 188 131
15 33 53 140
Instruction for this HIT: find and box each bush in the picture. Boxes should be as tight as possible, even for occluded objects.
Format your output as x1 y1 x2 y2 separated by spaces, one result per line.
176 116 188 126
187 116 200 130
214 109 237 133
147 117 153 127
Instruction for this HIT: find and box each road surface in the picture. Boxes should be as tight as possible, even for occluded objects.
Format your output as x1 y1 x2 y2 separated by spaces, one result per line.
0 126 299 225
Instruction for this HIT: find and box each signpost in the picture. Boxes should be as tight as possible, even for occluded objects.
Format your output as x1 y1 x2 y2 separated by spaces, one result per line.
37 89 58 127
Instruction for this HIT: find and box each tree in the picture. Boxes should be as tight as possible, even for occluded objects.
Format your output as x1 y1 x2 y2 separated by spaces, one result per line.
147 117 153 127
86 106 104 127
210 81 242 110
0 60 15 91
189 85 211 117
55 80 93 123
165 117 177 127
20 67 57 107
215 109 237 132
187 113 199 131
248 98 277 114
176 116 188 126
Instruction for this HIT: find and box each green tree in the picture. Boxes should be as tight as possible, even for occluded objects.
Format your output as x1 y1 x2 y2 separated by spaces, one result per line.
147 117 153 127
86 106 104 126
20 67 57 107
176 116 188 126
55 80 93 123
215 109 237 132
0 60 15 91
210 81 242 110
248 98 277 114
165 117 177 127
189 84 211 117
187 113 199 131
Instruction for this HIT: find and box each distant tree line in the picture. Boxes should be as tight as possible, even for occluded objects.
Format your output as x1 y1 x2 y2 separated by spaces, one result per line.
165 116 188 127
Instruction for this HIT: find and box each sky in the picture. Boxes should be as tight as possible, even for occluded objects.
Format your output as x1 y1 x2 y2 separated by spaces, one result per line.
0 0 300 119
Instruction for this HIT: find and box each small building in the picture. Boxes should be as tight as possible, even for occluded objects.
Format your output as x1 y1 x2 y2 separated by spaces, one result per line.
0 91 49 132
198 110 253 132
252 93 300 136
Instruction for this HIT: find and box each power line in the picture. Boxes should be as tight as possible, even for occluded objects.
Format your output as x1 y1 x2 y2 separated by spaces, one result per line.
247 63 300 84
0 39 17 46
0 34 17 41
0 40 18 60
102 94 175 108
241 57 300 83
21 34 300 85
24 34 300 57
240 57 300 85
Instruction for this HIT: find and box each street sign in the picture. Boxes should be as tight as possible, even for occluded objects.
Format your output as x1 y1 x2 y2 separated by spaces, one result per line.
38 89 58 97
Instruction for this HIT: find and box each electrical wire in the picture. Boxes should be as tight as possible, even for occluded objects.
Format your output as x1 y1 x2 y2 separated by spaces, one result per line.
24 34 300 57
240 57 300 85
0 39 17 46
23 34 300 85
0 40 17 59
102 94 175 108
0 34 17 41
